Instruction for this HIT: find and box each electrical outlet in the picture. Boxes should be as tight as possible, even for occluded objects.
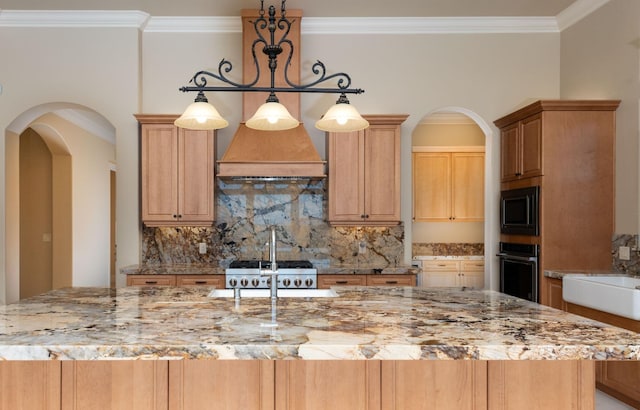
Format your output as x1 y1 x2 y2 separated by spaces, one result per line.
619 246 631 260
198 243 207 254
358 241 367 254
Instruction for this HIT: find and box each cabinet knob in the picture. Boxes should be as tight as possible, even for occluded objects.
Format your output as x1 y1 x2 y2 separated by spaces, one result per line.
172 214 177 218
361 214 366 219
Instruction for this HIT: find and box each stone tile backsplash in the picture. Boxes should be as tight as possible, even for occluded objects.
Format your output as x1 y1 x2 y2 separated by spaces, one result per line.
412 243 484 257
142 179 404 268
612 234 640 276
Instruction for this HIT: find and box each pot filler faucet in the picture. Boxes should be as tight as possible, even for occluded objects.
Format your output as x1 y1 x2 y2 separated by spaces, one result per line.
260 227 279 300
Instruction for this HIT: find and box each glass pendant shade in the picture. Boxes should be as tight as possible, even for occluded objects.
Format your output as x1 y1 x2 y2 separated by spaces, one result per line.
315 103 369 132
245 102 300 131
174 101 229 130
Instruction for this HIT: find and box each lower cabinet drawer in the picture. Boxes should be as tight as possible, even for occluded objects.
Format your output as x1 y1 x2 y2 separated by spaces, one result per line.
317 275 367 288
366 275 416 286
176 275 224 287
127 275 176 286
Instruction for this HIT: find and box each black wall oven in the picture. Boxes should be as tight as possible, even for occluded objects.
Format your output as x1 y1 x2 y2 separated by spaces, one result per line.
500 186 539 236
497 242 539 303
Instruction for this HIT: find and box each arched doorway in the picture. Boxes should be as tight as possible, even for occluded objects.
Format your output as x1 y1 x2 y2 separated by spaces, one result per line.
4 103 116 303
410 107 497 290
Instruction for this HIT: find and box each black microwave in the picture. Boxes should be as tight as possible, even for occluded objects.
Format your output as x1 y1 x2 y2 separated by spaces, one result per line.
500 186 539 236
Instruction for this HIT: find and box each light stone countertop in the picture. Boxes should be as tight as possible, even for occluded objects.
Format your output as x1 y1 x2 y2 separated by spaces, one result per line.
0 286 638 361
544 270 635 280
412 255 485 261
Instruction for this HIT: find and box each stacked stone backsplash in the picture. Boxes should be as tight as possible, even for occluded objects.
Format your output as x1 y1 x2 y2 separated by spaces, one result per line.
142 179 404 268
612 234 640 276
412 243 484 257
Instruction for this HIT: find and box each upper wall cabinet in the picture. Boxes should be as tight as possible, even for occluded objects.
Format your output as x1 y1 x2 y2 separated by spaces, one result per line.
136 115 215 227
412 148 484 222
327 115 408 226
499 113 542 182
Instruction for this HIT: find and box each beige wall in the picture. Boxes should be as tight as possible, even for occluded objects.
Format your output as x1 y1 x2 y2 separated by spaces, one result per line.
2 16 566 300
560 0 640 235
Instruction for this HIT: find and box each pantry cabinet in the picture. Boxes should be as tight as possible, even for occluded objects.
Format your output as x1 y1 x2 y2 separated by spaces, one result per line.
327 115 408 226
412 148 484 222
136 114 215 227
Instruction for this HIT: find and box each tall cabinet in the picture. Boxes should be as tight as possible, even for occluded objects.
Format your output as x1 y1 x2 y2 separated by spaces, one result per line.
327 115 408 226
494 100 620 306
136 114 216 227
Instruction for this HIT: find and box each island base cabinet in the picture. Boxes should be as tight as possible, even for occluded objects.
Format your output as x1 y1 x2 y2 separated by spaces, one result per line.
60 361 168 410
168 360 274 410
0 361 61 410
487 361 595 410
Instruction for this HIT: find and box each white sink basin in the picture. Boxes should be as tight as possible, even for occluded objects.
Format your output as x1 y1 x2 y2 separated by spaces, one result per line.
562 275 640 320
207 288 338 298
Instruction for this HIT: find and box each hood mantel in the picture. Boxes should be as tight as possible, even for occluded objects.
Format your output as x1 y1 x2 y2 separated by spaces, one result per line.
217 123 326 178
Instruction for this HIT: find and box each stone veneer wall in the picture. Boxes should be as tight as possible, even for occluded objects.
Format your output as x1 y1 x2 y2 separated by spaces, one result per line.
412 243 484 257
142 180 404 268
612 234 640 276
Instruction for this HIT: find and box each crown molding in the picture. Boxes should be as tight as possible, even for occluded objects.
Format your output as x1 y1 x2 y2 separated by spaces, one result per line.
302 17 559 34
144 16 240 33
556 0 611 31
0 10 149 28
0 3 610 34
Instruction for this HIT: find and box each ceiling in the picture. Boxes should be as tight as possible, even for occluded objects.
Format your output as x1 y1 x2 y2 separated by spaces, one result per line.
1 0 580 18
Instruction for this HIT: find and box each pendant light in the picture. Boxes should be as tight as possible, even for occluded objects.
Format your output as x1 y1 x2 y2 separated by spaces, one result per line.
174 91 229 130
245 93 300 131
315 94 369 132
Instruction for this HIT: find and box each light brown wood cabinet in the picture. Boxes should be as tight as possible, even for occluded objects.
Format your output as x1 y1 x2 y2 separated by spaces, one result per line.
136 114 215 227
421 260 484 289
413 149 484 222
499 113 542 182
1 359 598 410
127 274 224 287
543 277 567 311
317 274 416 288
495 100 620 306
327 115 408 226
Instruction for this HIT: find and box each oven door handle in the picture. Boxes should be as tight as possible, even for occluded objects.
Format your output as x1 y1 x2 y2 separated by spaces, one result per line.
496 253 538 262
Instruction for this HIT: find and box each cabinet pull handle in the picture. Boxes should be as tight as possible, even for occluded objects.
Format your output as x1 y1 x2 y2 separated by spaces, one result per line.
194 281 207 284
385 280 398 284
335 280 349 284
437 264 447 267
145 281 158 284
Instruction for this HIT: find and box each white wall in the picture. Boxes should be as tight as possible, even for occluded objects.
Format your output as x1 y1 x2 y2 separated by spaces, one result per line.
560 0 640 235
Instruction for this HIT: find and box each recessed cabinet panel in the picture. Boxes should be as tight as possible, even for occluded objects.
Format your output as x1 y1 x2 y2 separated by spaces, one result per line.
179 129 215 222
327 131 364 222
142 124 179 222
364 125 401 222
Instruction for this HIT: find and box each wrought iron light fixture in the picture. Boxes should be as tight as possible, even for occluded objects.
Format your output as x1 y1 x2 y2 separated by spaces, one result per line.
175 0 368 132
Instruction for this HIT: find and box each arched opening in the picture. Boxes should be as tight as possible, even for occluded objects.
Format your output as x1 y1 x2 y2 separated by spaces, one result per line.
4 103 116 303
410 107 497 290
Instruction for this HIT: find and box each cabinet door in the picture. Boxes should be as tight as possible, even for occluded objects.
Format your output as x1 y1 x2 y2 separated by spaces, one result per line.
317 274 367 288
141 123 179 222
127 275 177 286
366 275 416 286
327 131 365 223
0 361 61 410
169 360 274 410
500 122 520 181
519 114 543 179
175 275 224 287
364 125 401 223
413 152 451 221
275 361 380 410
178 129 215 223
596 362 640 408
544 277 566 311
61 361 168 410
452 153 484 221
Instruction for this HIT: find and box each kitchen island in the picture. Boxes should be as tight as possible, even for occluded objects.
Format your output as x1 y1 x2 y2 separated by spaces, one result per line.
0 286 638 409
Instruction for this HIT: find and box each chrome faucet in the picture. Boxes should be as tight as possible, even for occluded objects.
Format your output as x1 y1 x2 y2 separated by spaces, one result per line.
260 227 278 300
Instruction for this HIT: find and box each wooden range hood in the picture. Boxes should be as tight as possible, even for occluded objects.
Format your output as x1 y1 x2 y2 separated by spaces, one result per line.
217 9 326 180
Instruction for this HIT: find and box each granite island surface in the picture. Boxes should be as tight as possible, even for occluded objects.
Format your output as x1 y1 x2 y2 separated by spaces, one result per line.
1 286 639 410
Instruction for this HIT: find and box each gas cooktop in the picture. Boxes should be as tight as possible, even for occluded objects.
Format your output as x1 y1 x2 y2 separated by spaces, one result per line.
228 260 313 269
